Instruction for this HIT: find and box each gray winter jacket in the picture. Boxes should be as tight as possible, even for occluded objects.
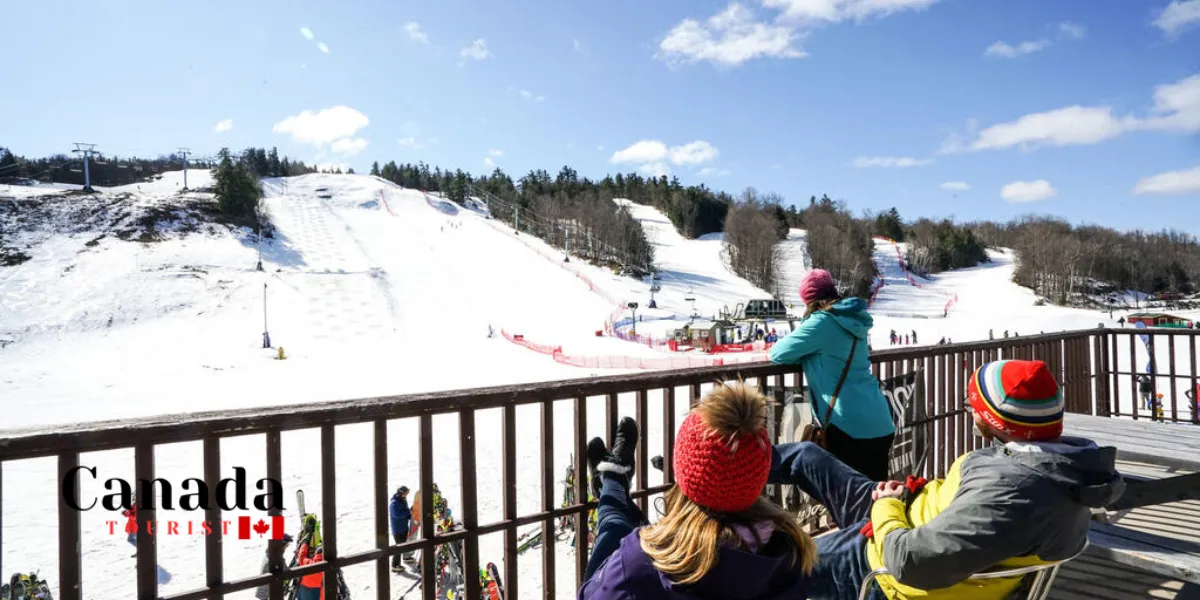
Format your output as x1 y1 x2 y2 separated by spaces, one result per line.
868 436 1125 599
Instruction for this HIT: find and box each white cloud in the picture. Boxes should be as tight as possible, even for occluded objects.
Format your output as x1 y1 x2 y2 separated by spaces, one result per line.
984 39 1051 58
940 181 970 191
274 106 369 147
610 140 719 167
573 39 584 53
317 42 330 54
398 137 425 150
943 74 1200 153
488 149 504 157
611 140 669 164
852 156 933 168
762 0 940 24
697 167 732 177
984 21 1084 59
1133 166 1200 195
330 137 369 155
1142 74 1200 132
461 39 491 61
1154 0 1200 38
483 156 496 168
597 145 605 151
214 119 233 133
300 27 314 41
1000 179 1057 203
658 3 806 67
1059 21 1086 39
518 89 546 102
669 141 719 165
404 22 429 43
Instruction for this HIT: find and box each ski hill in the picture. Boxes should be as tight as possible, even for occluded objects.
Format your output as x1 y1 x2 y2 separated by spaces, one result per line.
612 199 772 317
2 171 1199 599
775 228 811 308
869 237 953 320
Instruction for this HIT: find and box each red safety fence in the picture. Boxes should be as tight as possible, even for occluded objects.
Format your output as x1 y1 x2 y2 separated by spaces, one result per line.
500 329 562 355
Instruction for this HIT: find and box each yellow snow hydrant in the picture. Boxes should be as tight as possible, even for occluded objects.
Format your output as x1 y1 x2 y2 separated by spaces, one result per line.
277 347 287 360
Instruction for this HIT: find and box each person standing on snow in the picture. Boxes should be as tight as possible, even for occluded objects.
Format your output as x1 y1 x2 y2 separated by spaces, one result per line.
578 387 815 599
389 486 412 572
122 495 138 556
769 269 896 481
255 533 293 599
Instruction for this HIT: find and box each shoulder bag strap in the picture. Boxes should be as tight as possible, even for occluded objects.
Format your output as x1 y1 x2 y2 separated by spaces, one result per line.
822 337 859 427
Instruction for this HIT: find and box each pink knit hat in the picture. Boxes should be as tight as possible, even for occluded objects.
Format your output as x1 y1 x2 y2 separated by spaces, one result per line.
799 269 837 304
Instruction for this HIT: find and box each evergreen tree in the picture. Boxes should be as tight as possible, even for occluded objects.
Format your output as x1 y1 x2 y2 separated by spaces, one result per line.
267 147 281 177
214 147 263 221
370 161 380 177
874 207 904 241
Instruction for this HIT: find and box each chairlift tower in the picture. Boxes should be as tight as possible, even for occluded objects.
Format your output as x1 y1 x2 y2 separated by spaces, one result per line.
685 288 697 323
178 148 191 191
648 272 661 309
71 143 98 191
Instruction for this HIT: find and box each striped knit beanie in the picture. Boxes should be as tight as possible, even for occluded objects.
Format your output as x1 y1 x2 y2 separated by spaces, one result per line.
967 360 1064 441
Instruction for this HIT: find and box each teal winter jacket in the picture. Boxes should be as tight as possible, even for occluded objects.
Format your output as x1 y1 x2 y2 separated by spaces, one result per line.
768 297 895 439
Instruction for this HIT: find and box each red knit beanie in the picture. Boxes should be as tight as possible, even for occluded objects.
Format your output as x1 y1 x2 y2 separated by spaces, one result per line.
799 269 837 304
673 387 772 513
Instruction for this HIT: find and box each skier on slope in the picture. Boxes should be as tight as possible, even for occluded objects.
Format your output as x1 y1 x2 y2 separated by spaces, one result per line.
390 487 413 572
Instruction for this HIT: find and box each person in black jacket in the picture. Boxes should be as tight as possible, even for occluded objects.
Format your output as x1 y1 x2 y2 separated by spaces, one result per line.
390 486 413 571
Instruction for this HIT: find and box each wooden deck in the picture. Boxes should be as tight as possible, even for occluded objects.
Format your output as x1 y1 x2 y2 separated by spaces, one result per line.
1052 461 1200 599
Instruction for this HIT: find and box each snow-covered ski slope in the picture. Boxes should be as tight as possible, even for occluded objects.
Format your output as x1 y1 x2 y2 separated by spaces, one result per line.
869 238 952 319
775 228 810 308
0 172 723 599
613 199 772 317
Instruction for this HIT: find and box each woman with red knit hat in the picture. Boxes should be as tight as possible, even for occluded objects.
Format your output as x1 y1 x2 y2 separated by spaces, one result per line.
769 268 895 481
578 383 815 600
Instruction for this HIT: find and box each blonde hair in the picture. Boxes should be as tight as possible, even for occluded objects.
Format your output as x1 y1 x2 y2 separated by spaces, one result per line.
803 296 840 318
640 382 817 585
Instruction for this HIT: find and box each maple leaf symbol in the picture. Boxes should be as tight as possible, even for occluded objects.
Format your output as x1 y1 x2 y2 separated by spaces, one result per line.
253 519 270 537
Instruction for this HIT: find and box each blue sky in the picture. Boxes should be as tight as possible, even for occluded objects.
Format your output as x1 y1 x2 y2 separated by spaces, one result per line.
2 0 1199 231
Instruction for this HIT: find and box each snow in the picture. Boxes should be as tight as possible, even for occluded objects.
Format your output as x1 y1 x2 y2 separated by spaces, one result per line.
775 228 810 308
1 171 1198 598
869 238 953 319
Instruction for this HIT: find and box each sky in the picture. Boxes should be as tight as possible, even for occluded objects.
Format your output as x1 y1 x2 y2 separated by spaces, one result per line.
1 0 1199 232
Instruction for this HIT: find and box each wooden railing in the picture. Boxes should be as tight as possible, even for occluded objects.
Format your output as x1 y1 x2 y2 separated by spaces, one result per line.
1 328 1196 600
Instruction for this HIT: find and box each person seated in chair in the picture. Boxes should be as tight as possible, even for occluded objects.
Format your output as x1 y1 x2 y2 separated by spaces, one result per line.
771 359 1124 600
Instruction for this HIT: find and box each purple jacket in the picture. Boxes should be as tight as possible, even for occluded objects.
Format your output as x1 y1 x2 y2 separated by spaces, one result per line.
578 527 809 600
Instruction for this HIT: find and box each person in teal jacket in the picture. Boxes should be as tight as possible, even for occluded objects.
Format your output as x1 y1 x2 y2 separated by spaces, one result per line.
769 269 895 480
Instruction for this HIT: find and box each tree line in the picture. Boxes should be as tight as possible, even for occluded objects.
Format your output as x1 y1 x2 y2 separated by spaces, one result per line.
966 217 1200 305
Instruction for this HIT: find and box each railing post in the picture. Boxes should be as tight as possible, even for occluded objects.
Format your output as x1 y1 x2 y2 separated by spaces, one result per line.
540 400 556 600
635 389 649 513
459 410 481 600
419 415 435 600
135 442 157 600
57 452 82 600
373 421 390 600
204 437 225 600
574 395 589 586
502 405 518 600
321 425 338 600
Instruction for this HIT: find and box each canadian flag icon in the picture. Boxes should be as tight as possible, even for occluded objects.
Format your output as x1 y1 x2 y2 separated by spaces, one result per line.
238 515 286 540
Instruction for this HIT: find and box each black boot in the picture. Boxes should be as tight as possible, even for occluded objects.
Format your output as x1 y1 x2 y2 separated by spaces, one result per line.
586 437 608 500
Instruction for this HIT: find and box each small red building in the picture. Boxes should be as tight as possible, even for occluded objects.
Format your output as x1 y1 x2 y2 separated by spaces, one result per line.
1126 312 1191 328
